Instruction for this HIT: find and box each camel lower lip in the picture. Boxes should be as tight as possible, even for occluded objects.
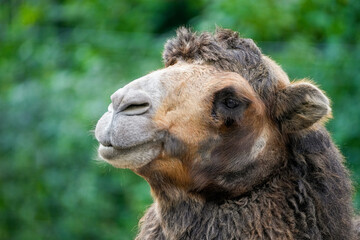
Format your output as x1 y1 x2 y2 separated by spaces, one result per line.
97 141 162 169
99 142 150 160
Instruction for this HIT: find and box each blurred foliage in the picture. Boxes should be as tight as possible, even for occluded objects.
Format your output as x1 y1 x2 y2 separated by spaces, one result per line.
0 0 359 239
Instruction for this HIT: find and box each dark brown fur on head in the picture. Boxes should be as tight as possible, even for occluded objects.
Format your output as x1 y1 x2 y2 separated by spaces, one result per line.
163 27 284 105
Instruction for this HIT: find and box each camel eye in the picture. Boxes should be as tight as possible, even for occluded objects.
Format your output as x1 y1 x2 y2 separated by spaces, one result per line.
212 87 250 125
224 98 239 109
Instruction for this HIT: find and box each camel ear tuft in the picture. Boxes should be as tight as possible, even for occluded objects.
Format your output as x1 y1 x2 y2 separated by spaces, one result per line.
274 81 331 132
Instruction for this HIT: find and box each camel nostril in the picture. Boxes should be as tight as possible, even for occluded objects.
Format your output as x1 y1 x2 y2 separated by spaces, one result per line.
112 88 152 116
120 102 151 116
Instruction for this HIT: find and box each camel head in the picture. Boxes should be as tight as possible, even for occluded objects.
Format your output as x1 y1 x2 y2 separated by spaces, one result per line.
95 28 331 200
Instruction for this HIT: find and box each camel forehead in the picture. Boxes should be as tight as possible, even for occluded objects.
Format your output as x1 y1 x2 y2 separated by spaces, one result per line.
140 63 253 99
154 63 218 88
133 63 207 81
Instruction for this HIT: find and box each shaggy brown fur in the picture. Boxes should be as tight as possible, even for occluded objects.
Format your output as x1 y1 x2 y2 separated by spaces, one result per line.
163 27 288 107
131 28 359 239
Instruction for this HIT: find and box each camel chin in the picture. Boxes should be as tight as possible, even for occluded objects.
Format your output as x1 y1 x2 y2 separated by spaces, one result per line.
98 141 162 169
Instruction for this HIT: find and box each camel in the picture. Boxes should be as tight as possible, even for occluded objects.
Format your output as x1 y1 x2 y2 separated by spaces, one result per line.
95 28 358 239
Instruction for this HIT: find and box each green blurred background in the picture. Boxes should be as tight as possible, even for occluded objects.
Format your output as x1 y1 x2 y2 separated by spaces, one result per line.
1 0 359 239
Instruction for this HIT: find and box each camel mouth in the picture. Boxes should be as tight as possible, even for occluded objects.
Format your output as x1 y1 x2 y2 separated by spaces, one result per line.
99 141 152 159
98 141 162 169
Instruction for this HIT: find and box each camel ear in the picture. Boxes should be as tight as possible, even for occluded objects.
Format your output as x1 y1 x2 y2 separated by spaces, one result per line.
274 81 331 132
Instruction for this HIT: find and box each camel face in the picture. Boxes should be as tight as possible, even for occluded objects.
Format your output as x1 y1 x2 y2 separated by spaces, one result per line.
95 62 284 198
95 62 266 166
